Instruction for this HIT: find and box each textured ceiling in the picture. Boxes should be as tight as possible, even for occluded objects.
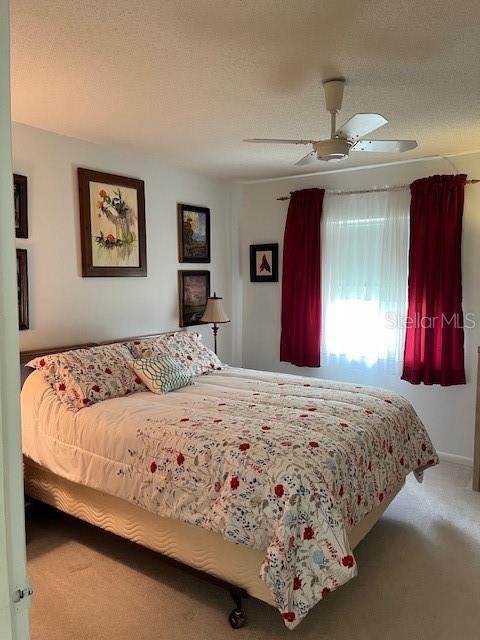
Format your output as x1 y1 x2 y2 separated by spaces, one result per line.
10 0 480 180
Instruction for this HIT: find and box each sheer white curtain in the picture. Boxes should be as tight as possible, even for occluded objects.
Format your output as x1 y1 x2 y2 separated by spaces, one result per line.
321 189 410 370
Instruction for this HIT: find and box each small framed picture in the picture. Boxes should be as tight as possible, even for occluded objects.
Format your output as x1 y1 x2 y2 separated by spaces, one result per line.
249 243 278 283
177 203 210 263
178 270 210 327
14 174 28 239
17 249 29 330
78 168 147 277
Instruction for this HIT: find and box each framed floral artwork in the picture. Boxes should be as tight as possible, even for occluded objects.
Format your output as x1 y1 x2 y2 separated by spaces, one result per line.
78 168 147 277
177 203 210 263
178 270 210 327
14 174 28 239
249 243 278 282
17 248 29 330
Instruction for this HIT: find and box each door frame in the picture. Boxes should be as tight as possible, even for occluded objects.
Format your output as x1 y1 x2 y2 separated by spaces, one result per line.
0 1 31 637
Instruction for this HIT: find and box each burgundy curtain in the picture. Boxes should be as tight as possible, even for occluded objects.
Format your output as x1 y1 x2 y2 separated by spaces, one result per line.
280 188 324 367
402 174 466 386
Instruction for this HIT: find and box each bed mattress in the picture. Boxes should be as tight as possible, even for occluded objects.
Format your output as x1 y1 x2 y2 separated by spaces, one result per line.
22 366 438 627
24 458 403 606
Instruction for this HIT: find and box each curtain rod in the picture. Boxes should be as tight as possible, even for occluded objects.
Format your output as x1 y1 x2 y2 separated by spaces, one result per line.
276 179 480 200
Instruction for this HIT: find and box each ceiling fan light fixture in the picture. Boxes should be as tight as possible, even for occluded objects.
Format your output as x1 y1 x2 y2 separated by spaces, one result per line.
314 138 351 162
318 153 346 162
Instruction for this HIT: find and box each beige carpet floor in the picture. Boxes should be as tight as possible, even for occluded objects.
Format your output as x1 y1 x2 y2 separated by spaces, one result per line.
27 461 480 640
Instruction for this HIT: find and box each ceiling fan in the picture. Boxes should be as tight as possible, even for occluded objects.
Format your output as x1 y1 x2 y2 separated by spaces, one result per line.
244 78 417 165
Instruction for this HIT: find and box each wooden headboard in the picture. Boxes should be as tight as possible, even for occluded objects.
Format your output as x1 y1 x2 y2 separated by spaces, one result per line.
19 330 186 387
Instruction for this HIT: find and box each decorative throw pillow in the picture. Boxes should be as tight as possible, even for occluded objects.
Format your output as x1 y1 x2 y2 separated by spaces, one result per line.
166 331 223 375
131 354 194 394
27 344 146 411
126 331 222 375
125 334 170 359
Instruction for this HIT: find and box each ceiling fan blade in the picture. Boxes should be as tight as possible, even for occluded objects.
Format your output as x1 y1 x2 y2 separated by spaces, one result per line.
244 138 315 145
295 151 317 166
336 114 388 140
351 139 418 152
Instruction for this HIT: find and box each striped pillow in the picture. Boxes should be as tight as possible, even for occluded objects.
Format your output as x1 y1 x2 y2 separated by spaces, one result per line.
131 354 194 394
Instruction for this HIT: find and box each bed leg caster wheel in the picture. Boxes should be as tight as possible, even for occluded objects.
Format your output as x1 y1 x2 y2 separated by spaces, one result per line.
228 608 246 629
228 590 247 629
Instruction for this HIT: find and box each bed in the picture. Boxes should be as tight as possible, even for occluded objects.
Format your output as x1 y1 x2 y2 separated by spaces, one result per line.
21 334 438 629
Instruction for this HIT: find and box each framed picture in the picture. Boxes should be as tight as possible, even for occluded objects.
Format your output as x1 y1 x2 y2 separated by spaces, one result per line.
16 249 29 330
78 168 147 277
177 203 210 263
178 270 210 327
249 243 279 283
14 174 28 239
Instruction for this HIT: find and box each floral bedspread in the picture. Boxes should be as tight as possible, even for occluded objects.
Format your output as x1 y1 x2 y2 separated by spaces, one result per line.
112 367 437 628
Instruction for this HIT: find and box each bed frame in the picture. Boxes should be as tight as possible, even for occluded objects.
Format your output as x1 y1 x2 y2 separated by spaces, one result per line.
21 334 404 628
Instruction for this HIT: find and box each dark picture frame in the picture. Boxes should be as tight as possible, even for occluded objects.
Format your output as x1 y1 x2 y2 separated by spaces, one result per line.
177 203 211 263
78 168 147 277
178 270 210 327
16 249 29 330
249 243 279 283
14 174 28 239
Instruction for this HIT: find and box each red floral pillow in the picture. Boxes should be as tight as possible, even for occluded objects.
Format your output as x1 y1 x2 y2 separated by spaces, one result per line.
27 344 146 411
166 331 223 374
125 335 171 359
126 331 222 375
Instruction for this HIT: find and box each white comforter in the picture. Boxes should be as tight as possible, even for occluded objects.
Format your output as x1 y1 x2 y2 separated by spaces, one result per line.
22 366 438 628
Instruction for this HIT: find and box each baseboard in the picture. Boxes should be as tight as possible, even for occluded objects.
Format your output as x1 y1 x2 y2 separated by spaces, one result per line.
437 451 473 467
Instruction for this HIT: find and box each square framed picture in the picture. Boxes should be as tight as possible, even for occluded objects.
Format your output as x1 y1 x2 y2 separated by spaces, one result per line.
78 168 147 277
177 203 210 263
17 249 29 331
249 243 279 282
14 174 28 239
178 270 210 327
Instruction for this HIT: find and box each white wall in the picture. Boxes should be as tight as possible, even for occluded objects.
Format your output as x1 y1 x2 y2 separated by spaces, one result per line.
237 153 480 462
12 123 233 362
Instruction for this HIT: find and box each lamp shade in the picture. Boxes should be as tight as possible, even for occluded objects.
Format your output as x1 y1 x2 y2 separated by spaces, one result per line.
201 293 230 324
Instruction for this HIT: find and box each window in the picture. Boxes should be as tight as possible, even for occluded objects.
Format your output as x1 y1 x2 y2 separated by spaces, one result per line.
321 189 410 368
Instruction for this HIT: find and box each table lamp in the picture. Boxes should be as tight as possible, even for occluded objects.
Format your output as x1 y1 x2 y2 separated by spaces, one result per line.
201 292 230 355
